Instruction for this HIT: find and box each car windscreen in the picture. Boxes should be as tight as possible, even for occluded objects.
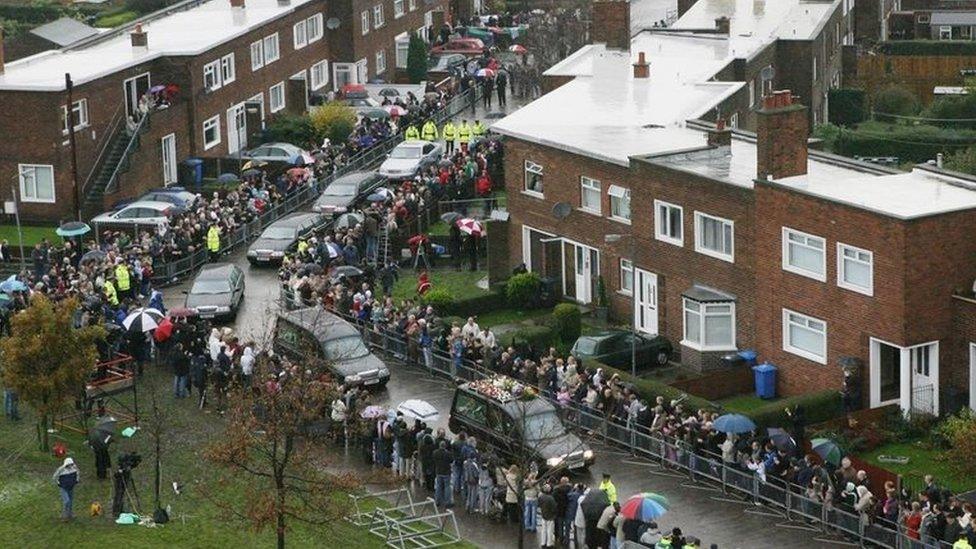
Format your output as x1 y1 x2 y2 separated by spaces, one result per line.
324 184 356 196
574 338 598 354
190 278 231 294
522 411 567 442
323 335 370 361
390 147 422 159
261 226 297 239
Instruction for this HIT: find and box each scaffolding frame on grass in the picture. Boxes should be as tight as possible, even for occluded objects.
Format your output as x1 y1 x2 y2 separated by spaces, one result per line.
55 353 139 435
346 488 463 549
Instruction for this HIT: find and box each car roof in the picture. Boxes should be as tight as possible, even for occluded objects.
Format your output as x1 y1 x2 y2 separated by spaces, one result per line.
397 140 431 148
279 307 361 342
458 382 556 417
196 262 237 279
269 212 320 228
333 171 379 185
257 142 300 150
121 200 174 211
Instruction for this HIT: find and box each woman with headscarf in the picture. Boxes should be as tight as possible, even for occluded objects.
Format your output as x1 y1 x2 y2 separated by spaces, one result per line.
53 457 80 521
854 485 876 526
240 345 255 388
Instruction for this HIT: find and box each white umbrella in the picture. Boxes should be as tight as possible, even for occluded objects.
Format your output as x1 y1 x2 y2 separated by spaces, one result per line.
122 307 164 332
397 399 439 422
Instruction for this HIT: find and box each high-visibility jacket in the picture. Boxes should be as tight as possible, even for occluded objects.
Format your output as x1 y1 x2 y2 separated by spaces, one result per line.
297 239 309 255
114 264 130 292
422 121 438 141
598 480 617 503
442 122 457 141
405 126 420 141
472 121 486 137
104 280 118 306
207 226 221 253
954 540 974 549
654 541 672 549
457 124 472 144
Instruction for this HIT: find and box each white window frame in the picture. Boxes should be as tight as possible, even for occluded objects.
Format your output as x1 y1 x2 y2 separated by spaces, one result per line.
310 60 329 90
654 200 683 246
395 33 410 69
682 299 736 352
361 10 370 34
409 0 416 10
61 99 89 134
250 40 264 71
293 20 308 49
203 60 222 91
783 309 828 364
694 211 733 262
203 115 221 150
220 53 236 85
782 227 827 282
424 10 432 27
394 0 405 18
837 243 874 296
307 14 323 43
269 82 286 113
373 4 384 28
619 258 633 295
264 33 280 64
579 176 601 214
608 185 631 223
17 164 56 203
376 50 387 75
523 160 544 197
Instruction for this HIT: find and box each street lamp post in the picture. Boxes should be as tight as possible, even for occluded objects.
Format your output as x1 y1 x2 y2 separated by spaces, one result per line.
605 233 637 377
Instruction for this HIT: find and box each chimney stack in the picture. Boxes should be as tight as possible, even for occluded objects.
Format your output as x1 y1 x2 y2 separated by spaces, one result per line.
130 24 148 50
0 27 6 76
230 0 245 8
715 16 730 34
756 90 808 180
591 0 631 51
707 117 732 147
633 51 649 79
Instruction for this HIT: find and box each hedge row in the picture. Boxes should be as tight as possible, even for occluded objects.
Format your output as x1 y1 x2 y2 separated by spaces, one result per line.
586 360 718 413
746 390 844 429
833 123 976 163
877 40 976 56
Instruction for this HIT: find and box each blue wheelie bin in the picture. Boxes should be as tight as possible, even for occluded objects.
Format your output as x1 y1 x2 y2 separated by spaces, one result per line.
752 362 777 399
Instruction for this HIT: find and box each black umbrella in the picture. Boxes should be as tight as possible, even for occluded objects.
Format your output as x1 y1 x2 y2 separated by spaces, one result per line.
88 416 117 449
122 307 165 332
767 427 797 453
580 488 611 523
80 250 108 265
335 212 365 230
330 265 364 281
440 212 462 224
379 87 400 97
298 263 325 277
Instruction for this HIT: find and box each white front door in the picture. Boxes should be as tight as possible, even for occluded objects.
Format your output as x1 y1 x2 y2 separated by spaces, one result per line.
356 59 368 83
226 104 247 155
909 342 939 416
161 133 177 185
634 269 658 335
573 245 590 304
869 338 939 415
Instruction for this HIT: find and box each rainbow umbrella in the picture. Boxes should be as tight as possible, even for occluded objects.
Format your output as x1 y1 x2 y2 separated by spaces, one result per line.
620 492 670 522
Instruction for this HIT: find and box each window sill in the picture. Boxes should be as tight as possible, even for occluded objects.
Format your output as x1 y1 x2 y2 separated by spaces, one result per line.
577 207 602 217
655 235 684 247
20 197 57 204
610 216 631 225
694 246 734 264
617 290 633 297
680 340 736 353
784 346 827 365
838 280 873 297
521 190 544 199
204 141 221 151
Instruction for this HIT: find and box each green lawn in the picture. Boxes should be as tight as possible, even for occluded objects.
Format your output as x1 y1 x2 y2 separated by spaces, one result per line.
389 269 488 302
860 441 975 494
0 224 60 247
427 220 451 237
718 393 778 413
476 307 550 327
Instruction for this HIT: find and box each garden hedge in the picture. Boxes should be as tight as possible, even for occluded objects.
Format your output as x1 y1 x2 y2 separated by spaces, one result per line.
833 123 976 163
499 324 557 350
828 89 866 126
585 360 718 412
877 40 976 56
746 390 844 429
550 303 582 343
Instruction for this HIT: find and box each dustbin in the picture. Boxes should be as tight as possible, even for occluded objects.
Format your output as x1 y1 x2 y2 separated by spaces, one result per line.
721 353 746 368
738 349 758 367
179 158 204 188
753 362 777 399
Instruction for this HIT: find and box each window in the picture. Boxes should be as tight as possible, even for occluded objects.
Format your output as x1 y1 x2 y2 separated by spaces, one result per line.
373 5 384 28
682 299 735 351
264 33 280 64
61 99 89 133
455 393 487 424
782 227 826 281
918 14 930 24
203 60 221 90
653 200 683 246
524 161 543 196
837 243 873 295
375 50 386 74
18 164 55 203
813 55 818 82
293 20 308 49
694 212 734 262
783 309 827 364
940 26 952 40
749 79 756 105
730 112 739 128
269 82 285 113
409 0 416 10
580 176 601 214
395 33 410 69
220 53 236 85
619 259 633 295
394 0 405 18
250 40 264 71
361 11 370 34
306 14 323 43
310 60 329 90
608 185 631 222
203 116 221 150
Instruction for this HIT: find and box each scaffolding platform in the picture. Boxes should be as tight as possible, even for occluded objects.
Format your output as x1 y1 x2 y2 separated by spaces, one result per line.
346 488 463 549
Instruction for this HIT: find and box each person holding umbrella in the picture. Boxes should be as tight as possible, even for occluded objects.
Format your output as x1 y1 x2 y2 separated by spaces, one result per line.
53 457 80 521
89 417 115 480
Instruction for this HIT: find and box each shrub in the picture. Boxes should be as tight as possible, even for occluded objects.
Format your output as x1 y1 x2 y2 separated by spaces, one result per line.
872 85 918 121
828 89 866 126
746 390 843 429
407 34 429 84
832 122 976 163
937 409 976 479
264 115 316 148
94 10 139 27
500 324 556 351
923 92 976 128
550 303 581 343
421 288 454 310
596 276 609 307
440 291 506 317
506 272 541 308
310 102 357 145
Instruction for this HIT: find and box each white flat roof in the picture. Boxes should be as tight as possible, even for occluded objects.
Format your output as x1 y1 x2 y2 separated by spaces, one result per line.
0 0 314 91
671 0 837 43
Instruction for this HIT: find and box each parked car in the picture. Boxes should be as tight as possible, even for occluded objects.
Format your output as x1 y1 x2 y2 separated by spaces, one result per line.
112 187 198 211
242 142 308 163
378 140 444 179
570 331 673 369
428 53 467 78
91 201 177 228
184 263 245 320
449 376 594 472
246 212 323 265
312 171 385 215
431 37 485 57
274 307 390 388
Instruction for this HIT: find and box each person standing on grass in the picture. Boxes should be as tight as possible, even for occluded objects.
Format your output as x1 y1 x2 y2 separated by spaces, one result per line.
53 457 80 521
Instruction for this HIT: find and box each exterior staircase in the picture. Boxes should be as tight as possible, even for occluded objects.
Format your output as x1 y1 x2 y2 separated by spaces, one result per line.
81 108 150 219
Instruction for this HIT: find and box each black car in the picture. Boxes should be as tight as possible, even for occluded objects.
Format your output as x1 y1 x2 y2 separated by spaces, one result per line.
246 212 323 265
312 171 385 215
570 331 673 369
184 263 245 320
449 376 594 472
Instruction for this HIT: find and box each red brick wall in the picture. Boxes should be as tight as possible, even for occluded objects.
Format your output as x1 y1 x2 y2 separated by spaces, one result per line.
670 365 753 400
591 0 630 50
949 296 976 396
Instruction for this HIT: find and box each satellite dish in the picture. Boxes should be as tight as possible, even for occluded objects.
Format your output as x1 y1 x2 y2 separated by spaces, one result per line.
760 65 775 81
552 202 572 220
326 17 341 30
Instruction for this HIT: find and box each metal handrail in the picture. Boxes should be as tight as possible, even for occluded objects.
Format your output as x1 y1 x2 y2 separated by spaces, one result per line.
81 100 126 197
103 110 151 195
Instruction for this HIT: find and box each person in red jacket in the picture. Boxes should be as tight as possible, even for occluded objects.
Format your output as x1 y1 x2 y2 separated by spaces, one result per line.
416 270 432 296
476 170 492 196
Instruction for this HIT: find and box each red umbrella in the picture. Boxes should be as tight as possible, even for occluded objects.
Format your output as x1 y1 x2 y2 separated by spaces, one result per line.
456 218 484 236
153 317 174 342
509 44 527 54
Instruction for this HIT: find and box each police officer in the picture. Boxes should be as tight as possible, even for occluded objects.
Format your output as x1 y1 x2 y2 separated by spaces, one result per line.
207 224 221 262
422 119 438 142
104 278 119 307
405 125 420 141
457 120 472 153
442 120 457 154
472 119 486 139
114 261 131 301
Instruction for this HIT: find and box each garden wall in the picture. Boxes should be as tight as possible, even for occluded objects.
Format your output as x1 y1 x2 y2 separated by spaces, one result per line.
670 367 754 401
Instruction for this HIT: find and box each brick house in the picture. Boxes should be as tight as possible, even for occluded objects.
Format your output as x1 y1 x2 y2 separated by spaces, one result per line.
0 0 446 222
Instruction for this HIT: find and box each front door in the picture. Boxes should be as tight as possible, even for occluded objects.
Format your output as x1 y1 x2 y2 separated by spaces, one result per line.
226 103 247 155
244 100 264 146
333 63 354 90
570 243 597 304
909 342 939 416
870 338 940 415
161 133 177 185
123 73 151 119
634 269 658 335
356 59 368 83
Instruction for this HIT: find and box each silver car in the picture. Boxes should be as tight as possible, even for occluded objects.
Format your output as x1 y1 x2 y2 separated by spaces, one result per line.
378 140 444 179
184 263 245 320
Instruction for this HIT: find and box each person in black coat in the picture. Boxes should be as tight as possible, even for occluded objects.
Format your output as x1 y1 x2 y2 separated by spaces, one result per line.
496 71 508 107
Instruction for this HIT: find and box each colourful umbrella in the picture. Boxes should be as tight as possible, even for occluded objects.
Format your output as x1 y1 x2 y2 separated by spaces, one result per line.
811 438 843 466
385 105 407 116
476 68 496 78
456 218 484 236
360 405 387 419
620 493 670 522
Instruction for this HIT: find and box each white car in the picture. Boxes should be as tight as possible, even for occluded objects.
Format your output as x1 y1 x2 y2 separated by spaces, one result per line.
378 140 444 179
91 200 176 228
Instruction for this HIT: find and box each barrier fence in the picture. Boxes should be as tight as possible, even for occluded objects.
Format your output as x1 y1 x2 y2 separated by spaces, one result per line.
149 86 481 285
276 289 953 549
